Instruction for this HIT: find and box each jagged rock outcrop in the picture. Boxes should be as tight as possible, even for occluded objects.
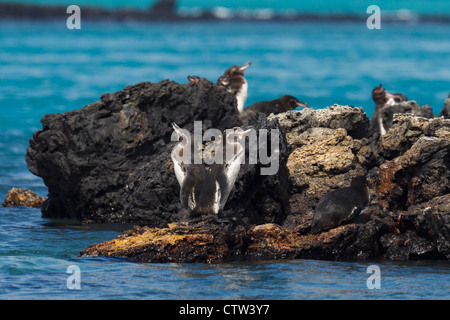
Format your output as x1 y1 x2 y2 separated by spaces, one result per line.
26 79 241 224
269 106 370 226
80 194 450 262
80 106 450 262
26 79 291 227
26 82 450 262
374 114 450 211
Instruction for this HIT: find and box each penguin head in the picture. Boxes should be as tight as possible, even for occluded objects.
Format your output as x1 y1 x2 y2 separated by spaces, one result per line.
171 123 196 163
225 127 251 145
350 175 367 188
372 83 386 102
223 127 251 163
223 61 252 78
279 95 309 111
187 75 200 83
172 123 190 145
217 75 229 87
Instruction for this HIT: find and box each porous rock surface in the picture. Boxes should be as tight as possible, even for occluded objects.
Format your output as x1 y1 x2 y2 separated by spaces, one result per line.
26 81 450 262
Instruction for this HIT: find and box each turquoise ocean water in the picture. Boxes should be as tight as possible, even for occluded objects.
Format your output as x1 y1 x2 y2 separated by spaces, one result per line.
0 1 449 299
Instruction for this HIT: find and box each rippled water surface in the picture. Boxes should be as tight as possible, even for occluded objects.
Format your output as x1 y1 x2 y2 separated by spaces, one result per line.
0 18 449 299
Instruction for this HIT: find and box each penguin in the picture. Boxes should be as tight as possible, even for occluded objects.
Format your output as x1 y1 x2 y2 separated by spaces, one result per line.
217 127 251 211
370 83 408 135
440 93 450 119
171 123 250 217
187 75 201 83
202 127 250 213
241 95 309 121
310 176 370 234
172 123 220 216
217 62 252 113
171 123 200 187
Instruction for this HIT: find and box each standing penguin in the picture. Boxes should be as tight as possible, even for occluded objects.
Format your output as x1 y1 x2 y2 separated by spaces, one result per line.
216 127 251 211
171 123 220 216
440 93 450 119
311 176 370 234
171 123 200 187
217 62 252 113
371 83 408 135
171 123 250 217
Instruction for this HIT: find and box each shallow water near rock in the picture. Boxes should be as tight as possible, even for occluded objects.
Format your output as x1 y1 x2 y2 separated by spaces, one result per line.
0 206 448 299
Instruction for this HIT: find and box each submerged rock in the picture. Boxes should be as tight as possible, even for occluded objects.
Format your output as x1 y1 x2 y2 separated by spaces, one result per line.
2 188 46 208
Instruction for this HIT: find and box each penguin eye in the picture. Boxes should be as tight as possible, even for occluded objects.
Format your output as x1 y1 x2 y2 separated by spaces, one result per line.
178 136 183 143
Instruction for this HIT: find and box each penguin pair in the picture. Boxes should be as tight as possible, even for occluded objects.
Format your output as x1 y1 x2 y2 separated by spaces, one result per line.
370 83 408 135
310 176 370 234
171 123 250 217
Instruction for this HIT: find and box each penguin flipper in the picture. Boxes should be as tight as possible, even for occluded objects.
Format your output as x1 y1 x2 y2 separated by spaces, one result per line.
180 171 196 210
227 187 235 203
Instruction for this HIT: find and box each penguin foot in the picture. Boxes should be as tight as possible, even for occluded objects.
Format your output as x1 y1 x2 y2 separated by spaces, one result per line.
213 215 232 224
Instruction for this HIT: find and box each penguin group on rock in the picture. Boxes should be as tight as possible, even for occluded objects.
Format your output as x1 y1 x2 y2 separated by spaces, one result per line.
171 122 249 220
178 62 449 233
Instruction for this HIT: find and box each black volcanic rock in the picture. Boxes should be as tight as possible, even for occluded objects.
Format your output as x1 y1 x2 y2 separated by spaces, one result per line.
26 79 242 224
26 80 450 262
26 79 291 227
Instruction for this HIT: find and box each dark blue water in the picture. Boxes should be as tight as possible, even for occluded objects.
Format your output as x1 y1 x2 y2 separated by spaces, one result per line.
1 17 449 299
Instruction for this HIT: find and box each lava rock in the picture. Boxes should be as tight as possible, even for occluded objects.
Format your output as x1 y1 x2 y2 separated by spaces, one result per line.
270 106 370 224
26 79 291 227
2 188 46 208
374 114 450 211
26 79 241 224
27 82 450 262
376 100 436 135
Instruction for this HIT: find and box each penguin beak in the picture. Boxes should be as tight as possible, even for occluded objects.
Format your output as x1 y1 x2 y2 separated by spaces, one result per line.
239 62 252 71
187 75 200 83
171 123 183 136
296 101 309 108
217 75 229 86
171 122 180 130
